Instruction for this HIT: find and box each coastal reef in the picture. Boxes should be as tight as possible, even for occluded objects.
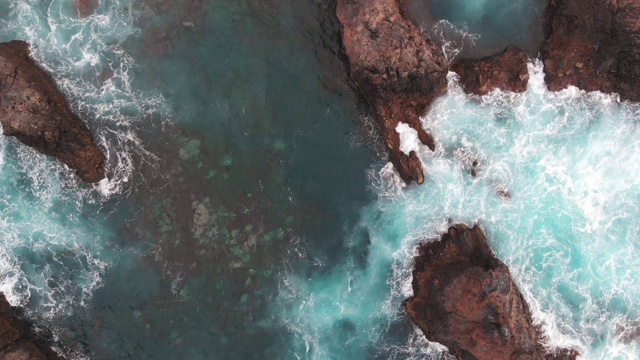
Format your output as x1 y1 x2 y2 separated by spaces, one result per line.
404 225 578 360
336 0 449 185
0 40 105 183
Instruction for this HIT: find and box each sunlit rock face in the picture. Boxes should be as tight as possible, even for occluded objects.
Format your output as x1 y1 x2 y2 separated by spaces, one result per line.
542 0 640 101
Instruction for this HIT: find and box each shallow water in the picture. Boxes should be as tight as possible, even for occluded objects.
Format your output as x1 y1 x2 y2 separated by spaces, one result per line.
0 0 376 358
2 1 640 360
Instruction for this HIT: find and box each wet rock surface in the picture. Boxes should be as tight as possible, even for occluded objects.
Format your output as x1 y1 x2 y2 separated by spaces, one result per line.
336 0 449 185
542 0 640 101
0 293 62 360
0 40 105 183
405 224 578 360
451 45 530 96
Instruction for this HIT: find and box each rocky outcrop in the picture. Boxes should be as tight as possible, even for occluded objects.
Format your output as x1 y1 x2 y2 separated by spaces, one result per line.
405 224 578 360
336 0 449 185
0 40 105 183
0 293 63 360
542 0 640 101
451 45 530 96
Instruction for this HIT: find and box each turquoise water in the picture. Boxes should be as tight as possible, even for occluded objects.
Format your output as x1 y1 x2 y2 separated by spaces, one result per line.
2 1 640 360
281 62 640 359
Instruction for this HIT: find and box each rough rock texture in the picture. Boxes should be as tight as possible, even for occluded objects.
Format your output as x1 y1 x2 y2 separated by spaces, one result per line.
0 293 62 360
336 0 449 185
73 0 99 18
0 40 105 183
542 0 640 101
451 45 530 96
405 224 578 360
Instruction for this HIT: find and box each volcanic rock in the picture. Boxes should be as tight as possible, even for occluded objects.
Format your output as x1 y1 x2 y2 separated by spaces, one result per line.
542 0 640 101
336 0 449 185
0 293 63 360
0 40 105 183
451 45 530 96
405 224 578 360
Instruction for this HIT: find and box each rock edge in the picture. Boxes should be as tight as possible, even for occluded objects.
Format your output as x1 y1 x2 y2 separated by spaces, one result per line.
0 293 63 360
336 0 449 185
0 40 105 183
404 224 578 360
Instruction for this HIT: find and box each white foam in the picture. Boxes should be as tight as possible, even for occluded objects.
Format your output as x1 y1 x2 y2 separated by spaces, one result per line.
395 123 421 156
0 0 166 322
429 20 480 62
276 59 640 359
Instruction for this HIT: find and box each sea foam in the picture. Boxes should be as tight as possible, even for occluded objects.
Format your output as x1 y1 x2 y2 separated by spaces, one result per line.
278 60 640 359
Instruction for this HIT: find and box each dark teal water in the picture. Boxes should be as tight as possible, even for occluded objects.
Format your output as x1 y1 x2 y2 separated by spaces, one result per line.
403 0 545 58
4 1 640 359
0 0 384 358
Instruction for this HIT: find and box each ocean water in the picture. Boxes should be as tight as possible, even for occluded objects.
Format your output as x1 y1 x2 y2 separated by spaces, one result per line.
2 1 640 360
280 61 640 359
0 0 376 358
402 0 545 59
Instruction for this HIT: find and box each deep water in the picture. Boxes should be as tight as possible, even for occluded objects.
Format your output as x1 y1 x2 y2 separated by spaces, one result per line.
2 1 640 360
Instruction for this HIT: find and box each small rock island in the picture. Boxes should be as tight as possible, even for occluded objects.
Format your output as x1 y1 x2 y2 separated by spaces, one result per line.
405 225 578 360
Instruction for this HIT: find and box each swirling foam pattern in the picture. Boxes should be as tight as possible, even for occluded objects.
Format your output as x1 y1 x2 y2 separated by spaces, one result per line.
279 62 640 360
0 0 164 316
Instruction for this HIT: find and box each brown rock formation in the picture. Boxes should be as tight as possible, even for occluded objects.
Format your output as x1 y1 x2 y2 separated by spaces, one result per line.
73 0 99 18
0 293 63 360
405 224 578 360
336 0 449 185
0 40 105 183
451 45 530 96
542 0 640 101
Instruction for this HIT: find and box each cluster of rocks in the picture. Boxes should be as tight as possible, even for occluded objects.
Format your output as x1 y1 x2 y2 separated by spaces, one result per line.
337 0 640 186
1 0 639 358
335 0 640 358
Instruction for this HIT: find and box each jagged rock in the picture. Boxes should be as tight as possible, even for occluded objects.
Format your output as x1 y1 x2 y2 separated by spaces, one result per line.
451 45 529 96
0 40 105 183
336 0 449 185
0 293 62 360
405 224 578 360
542 0 640 101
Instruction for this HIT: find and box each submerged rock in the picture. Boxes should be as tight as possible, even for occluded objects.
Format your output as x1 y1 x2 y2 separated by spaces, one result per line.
73 0 99 18
336 0 449 185
542 0 640 101
0 40 105 183
0 293 63 360
451 45 530 96
405 224 577 360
